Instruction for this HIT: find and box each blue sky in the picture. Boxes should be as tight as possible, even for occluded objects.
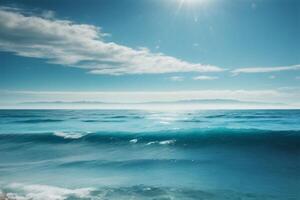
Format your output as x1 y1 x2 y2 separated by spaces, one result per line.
0 0 299 106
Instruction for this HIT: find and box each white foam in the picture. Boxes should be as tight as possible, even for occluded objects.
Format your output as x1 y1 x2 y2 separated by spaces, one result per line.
159 121 170 125
159 140 176 145
53 131 89 139
146 140 176 145
4 183 95 200
146 141 157 145
129 139 138 143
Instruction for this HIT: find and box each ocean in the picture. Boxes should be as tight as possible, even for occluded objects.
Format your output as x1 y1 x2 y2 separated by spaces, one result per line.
0 109 299 200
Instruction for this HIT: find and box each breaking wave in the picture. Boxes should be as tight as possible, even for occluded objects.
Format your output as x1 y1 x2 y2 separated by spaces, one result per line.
0 183 284 200
0 128 299 149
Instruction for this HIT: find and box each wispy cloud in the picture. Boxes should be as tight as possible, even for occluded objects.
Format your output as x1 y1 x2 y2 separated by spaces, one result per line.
169 76 184 81
0 7 223 75
193 75 218 80
232 64 300 75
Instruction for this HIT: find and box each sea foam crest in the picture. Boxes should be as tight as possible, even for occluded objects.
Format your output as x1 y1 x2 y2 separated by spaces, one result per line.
146 140 176 145
3 183 95 200
53 131 90 139
129 138 138 143
1 183 284 200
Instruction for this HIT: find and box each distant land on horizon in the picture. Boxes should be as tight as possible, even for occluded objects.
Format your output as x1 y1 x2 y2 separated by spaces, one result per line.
20 99 287 106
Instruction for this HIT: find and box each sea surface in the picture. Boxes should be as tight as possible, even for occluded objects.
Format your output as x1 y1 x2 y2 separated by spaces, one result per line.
0 109 299 200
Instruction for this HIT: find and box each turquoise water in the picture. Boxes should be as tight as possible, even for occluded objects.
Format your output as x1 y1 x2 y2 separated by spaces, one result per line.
0 110 299 199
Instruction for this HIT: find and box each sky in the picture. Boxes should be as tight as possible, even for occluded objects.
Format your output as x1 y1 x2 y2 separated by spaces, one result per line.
0 0 299 107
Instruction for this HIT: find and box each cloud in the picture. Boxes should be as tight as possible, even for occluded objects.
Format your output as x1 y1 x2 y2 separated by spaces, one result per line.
169 76 184 81
0 7 223 75
232 64 300 75
193 75 218 80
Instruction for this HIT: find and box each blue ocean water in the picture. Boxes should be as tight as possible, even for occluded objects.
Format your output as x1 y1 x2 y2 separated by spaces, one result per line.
0 109 299 200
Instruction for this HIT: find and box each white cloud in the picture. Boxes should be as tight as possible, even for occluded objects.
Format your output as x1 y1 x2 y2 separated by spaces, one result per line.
169 76 184 81
193 75 218 80
0 7 223 75
232 64 300 75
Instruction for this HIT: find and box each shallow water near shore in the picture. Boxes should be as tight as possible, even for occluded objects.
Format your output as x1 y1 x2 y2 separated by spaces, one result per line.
0 109 299 199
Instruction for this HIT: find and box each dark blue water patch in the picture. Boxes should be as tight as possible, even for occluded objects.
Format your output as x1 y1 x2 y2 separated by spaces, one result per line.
107 115 129 119
0 133 73 144
81 119 103 122
205 114 227 118
179 119 206 123
59 159 212 169
230 115 283 119
81 119 126 123
233 119 285 123
0 114 43 118
0 142 33 152
104 115 144 119
12 119 64 124
212 112 285 120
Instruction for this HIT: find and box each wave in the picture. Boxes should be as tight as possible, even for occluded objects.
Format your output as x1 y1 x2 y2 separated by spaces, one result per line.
53 131 90 139
106 115 143 119
80 115 143 123
81 119 126 123
0 183 286 200
58 158 210 169
0 128 299 149
205 114 227 118
146 139 176 145
1 183 94 200
0 114 43 119
13 119 64 124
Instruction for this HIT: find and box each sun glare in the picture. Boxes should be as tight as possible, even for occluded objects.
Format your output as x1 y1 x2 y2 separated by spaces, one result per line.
175 0 211 13
178 0 208 7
